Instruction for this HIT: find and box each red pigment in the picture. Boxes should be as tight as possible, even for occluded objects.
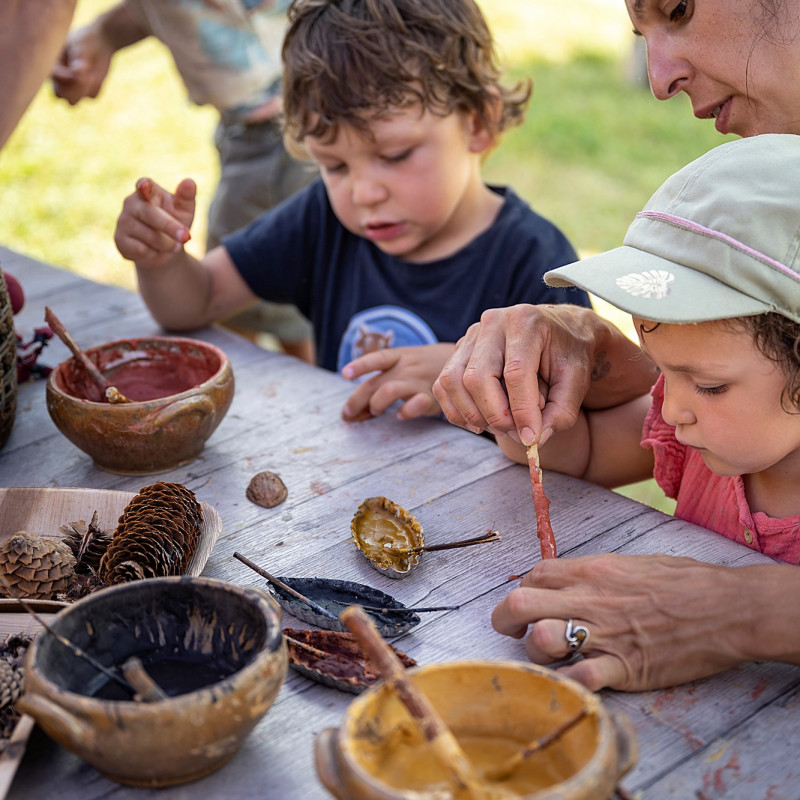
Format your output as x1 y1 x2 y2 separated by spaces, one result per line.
58 340 221 402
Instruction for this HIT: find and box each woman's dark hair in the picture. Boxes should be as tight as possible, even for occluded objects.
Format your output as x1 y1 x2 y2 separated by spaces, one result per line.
281 0 530 147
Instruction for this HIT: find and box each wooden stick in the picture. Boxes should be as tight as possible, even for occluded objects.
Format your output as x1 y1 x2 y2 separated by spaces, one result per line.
121 656 168 702
527 443 557 559
403 530 501 555
341 605 492 800
234 552 458 616
483 706 589 781
233 552 339 621
44 306 130 403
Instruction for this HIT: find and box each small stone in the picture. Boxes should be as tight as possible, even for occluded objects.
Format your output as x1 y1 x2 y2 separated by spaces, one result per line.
246 471 288 508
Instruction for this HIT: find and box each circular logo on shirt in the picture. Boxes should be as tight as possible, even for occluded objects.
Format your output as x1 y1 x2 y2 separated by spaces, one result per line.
337 305 438 371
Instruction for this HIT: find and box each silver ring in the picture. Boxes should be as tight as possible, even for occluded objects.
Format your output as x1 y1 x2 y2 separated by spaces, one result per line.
565 619 590 654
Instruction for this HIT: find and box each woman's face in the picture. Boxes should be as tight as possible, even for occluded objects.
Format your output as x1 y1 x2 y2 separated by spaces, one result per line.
626 0 800 137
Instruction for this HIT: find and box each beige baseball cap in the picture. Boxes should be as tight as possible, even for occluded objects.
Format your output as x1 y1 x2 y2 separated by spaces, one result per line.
545 134 800 325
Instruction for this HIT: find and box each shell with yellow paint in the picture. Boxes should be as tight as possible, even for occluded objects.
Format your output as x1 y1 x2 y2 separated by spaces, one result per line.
350 497 423 579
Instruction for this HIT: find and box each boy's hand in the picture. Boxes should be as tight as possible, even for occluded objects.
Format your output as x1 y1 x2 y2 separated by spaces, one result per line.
341 343 455 422
114 177 195 268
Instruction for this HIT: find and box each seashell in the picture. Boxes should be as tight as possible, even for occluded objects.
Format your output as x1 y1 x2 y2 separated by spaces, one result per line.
267 576 421 637
350 497 424 579
283 628 416 693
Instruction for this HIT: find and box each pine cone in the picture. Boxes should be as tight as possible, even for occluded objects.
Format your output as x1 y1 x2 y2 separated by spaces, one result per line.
0 658 23 711
0 531 76 599
99 482 203 585
60 511 113 575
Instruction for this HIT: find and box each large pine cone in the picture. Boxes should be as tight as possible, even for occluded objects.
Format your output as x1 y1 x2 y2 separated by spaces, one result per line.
99 482 203 585
0 531 76 599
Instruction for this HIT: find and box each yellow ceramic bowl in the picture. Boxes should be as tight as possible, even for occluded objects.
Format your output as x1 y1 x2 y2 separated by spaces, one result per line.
316 660 636 800
46 336 234 474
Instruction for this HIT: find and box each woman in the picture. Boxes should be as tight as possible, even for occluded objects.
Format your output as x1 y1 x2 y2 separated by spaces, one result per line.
432 0 800 692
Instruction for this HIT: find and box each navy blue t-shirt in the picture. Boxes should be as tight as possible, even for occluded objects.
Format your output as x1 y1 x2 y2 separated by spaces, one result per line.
224 179 590 371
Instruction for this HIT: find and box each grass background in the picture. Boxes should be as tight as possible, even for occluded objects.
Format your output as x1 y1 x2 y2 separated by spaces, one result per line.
0 0 735 512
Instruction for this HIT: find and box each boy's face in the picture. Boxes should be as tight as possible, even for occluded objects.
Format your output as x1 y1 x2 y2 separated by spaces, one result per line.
304 105 493 262
634 317 800 479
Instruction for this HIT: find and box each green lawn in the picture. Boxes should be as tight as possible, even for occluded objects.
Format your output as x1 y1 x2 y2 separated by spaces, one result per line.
1 0 735 514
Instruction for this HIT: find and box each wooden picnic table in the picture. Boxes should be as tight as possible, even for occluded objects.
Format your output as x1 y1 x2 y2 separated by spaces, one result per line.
1 245 798 800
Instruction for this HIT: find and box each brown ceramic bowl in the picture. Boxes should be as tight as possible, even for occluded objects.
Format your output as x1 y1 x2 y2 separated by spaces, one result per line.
316 660 637 800
46 336 234 474
19 576 287 788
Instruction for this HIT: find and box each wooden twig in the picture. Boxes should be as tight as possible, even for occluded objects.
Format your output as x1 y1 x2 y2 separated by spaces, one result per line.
484 706 589 781
233 552 458 616
527 443 557 559
403 530 501 555
122 656 168 702
233 552 338 621
44 306 130 403
341 605 492 800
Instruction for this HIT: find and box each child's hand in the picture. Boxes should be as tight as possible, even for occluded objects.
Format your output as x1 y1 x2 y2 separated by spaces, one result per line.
114 177 196 268
341 343 455 422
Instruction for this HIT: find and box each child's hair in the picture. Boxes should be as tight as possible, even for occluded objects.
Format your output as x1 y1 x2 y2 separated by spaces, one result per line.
281 0 530 148
740 314 800 412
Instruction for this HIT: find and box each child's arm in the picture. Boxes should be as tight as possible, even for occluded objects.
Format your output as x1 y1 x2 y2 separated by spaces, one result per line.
341 344 455 421
115 177 258 331
0 0 78 149
51 1 148 105
496 393 654 489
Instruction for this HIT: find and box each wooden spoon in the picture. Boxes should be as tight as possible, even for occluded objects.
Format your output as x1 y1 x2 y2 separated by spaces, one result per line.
341 604 494 800
44 307 130 403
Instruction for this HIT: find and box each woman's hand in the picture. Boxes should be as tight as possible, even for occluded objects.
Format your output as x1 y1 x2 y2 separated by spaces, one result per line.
492 553 784 691
433 304 654 447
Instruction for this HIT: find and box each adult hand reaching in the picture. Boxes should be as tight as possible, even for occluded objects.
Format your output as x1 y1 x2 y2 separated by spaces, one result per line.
492 553 800 692
433 304 654 447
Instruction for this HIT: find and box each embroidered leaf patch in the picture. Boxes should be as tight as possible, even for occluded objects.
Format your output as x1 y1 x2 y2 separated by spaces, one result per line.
616 269 675 299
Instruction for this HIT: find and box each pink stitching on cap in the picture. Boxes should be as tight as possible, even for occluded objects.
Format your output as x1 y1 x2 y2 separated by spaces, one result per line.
637 211 800 283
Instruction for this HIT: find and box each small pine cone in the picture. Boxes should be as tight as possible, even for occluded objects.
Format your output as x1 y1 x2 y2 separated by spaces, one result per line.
60 511 113 575
0 658 23 711
57 572 105 602
0 532 76 600
99 482 203 585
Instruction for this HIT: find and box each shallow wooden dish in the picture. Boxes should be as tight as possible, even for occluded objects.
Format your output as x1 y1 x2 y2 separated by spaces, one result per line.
0 487 221 578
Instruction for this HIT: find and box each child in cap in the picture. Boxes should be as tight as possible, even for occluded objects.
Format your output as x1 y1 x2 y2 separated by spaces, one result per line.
490 134 800 694
499 133 800 565
113 0 590 422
